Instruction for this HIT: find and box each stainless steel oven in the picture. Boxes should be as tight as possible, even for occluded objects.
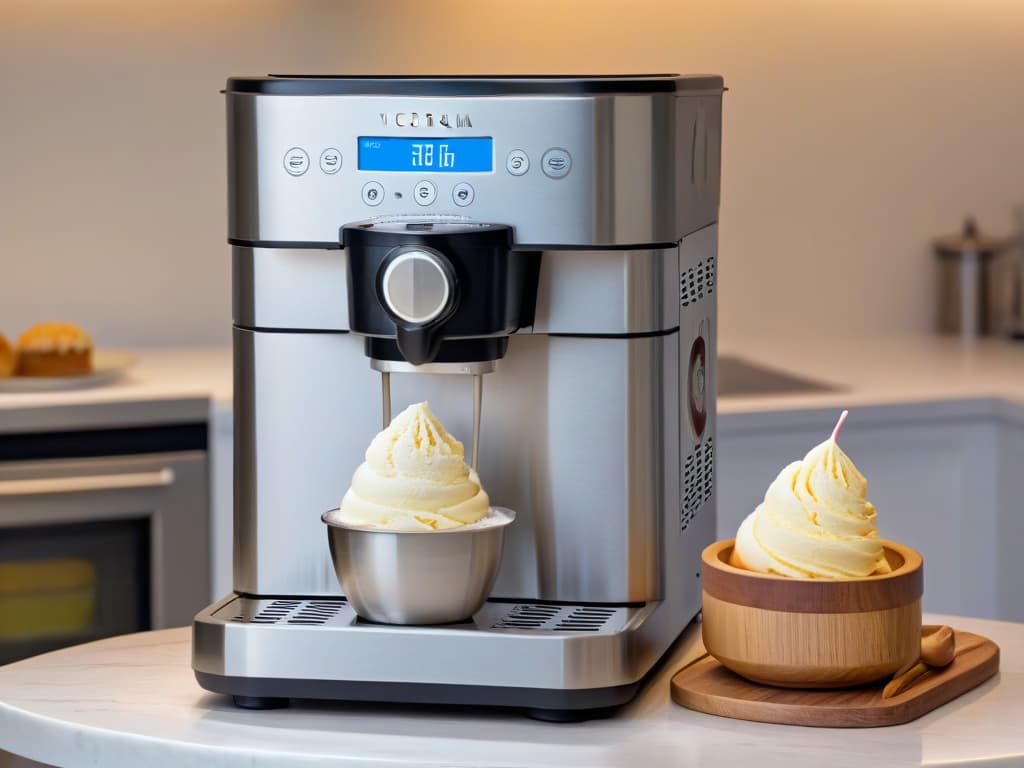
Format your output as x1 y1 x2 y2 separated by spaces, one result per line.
0 425 209 665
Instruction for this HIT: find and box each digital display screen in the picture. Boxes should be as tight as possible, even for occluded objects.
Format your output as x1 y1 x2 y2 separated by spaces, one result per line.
358 137 493 173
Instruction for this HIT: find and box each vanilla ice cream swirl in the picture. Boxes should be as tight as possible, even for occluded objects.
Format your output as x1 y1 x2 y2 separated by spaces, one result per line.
733 412 891 579
336 402 490 531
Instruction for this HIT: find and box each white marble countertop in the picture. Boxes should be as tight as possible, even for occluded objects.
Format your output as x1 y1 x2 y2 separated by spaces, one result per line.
0 615 1020 768
3 335 1023 435
0 347 231 434
717 334 1024 419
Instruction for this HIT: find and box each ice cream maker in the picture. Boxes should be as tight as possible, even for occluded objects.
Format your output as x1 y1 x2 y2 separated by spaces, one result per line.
192 75 723 720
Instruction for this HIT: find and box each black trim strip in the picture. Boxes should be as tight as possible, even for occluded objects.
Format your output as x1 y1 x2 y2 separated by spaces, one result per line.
229 238 340 250
226 74 724 97
234 323 679 337
233 325 677 339
235 592 645 609
514 242 678 252
230 238 679 252
485 596 646 608
235 593 347 602
0 424 207 462
194 669 640 718
234 324 349 335
548 327 679 340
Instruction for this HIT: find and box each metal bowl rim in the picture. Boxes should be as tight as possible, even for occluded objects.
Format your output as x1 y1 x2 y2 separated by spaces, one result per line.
321 505 516 534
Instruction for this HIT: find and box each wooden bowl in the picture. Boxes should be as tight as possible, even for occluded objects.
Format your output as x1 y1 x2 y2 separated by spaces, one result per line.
701 539 923 688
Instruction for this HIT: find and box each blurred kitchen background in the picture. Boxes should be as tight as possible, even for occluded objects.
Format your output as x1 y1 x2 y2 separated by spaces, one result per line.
1 0 1023 674
4 0 1023 347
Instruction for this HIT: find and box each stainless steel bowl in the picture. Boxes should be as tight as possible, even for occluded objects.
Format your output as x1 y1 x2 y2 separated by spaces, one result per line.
321 507 515 625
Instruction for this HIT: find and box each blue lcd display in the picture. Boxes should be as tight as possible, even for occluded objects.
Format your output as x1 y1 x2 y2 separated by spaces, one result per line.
358 137 493 173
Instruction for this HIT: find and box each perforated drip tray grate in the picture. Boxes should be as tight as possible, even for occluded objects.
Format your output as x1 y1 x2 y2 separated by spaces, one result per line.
218 597 630 635
227 599 348 626
492 604 618 632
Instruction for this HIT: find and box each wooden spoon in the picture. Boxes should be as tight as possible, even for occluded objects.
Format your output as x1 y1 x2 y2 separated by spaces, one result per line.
883 625 955 699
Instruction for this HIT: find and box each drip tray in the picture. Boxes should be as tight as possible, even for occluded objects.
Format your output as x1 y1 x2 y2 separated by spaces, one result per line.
216 596 629 634
194 594 672 692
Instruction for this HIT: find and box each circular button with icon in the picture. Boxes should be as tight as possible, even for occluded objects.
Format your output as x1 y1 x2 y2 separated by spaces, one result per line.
283 147 309 176
361 181 384 206
542 148 572 179
506 149 529 176
414 180 437 206
319 148 342 174
452 182 475 207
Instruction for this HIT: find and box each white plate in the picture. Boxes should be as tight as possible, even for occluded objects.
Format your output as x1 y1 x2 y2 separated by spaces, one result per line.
0 351 137 392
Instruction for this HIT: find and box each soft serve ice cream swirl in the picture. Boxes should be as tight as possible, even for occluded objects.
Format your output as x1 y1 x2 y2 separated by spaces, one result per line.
337 402 490 531
733 412 891 579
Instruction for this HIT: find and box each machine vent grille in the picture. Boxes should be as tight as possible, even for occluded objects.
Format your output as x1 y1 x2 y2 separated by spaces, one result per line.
553 607 617 632
230 599 347 625
219 598 629 634
680 255 716 307
491 604 616 632
681 436 714 531
491 604 561 629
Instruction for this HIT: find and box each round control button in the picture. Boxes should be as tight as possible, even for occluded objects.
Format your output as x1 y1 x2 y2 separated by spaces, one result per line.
381 250 451 325
283 147 309 176
452 182 475 207
541 148 572 179
506 149 530 176
414 180 437 206
361 181 384 206
319 148 342 174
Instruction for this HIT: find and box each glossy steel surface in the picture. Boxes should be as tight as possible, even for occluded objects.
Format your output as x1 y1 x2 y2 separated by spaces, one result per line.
227 84 722 246
322 508 515 625
530 247 679 334
200 76 723 705
234 246 680 335
193 593 663 689
232 328 675 602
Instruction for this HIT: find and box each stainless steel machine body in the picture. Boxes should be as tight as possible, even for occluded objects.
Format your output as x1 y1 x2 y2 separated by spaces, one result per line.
193 75 723 718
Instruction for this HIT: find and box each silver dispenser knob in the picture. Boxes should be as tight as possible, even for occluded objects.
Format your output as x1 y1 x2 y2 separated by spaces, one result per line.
379 248 452 325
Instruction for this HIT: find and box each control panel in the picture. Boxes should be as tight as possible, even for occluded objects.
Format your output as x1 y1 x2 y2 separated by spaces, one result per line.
229 88 722 247
286 144 573 212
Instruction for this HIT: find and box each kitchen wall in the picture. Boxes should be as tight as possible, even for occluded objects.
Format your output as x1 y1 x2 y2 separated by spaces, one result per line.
3 0 1023 347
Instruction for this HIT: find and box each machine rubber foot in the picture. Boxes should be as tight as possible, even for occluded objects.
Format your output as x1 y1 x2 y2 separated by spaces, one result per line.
232 695 289 710
524 706 618 723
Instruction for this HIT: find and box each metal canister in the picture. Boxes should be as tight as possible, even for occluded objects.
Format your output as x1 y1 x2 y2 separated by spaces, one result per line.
934 218 1011 337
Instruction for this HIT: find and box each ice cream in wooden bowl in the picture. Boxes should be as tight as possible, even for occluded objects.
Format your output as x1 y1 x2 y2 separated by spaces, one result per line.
701 411 923 688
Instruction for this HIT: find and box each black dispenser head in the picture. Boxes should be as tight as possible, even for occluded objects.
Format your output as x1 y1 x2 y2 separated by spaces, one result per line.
375 244 459 364
342 221 540 365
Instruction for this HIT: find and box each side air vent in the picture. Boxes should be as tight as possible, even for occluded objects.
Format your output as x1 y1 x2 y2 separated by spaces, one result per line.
680 255 716 307
681 436 714 531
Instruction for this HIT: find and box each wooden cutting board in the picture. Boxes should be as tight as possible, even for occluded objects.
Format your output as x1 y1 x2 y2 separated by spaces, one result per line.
670 628 999 727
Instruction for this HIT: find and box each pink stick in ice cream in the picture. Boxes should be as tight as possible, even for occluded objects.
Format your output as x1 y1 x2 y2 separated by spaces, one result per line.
830 409 850 443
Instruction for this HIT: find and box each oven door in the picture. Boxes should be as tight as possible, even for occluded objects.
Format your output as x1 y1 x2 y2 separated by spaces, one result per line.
0 451 208 665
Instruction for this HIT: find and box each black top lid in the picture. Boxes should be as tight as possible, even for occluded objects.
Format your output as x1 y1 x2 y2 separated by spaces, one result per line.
226 74 724 96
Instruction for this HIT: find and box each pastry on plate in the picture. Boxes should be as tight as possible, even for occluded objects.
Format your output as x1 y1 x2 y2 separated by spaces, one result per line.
15 322 94 377
0 333 14 377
